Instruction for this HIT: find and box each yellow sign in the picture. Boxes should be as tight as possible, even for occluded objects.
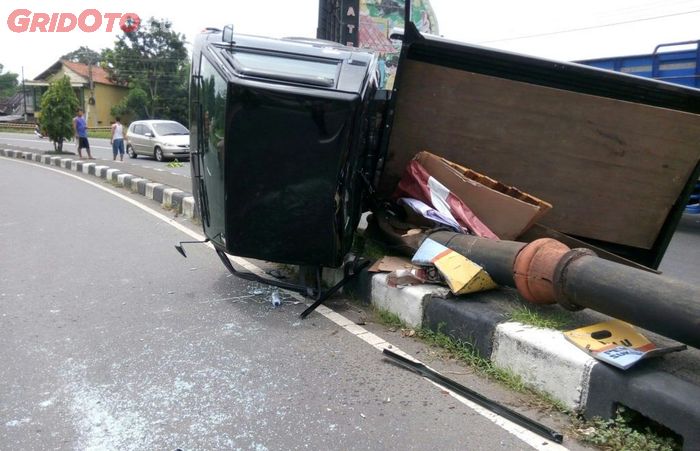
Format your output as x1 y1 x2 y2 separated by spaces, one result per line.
432 249 497 295
564 320 655 353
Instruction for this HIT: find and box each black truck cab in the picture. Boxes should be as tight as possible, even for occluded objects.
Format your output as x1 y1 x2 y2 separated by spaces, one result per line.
190 29 378 267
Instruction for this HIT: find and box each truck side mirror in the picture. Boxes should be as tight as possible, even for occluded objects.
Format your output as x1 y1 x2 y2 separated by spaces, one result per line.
222 24 235 45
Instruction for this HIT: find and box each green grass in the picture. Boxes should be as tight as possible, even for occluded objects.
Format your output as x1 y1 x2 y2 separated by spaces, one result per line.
508 306 576 330
416 325 529 393
351 231 394 261
576 407 681 451
376 309 404 329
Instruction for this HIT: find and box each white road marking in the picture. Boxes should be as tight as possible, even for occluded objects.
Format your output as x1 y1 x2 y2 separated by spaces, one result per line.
1 156 567 451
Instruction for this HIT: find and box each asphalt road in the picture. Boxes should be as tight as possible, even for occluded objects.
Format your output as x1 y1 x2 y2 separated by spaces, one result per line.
0 132 190 178
0 158 579 450
659 213 700 286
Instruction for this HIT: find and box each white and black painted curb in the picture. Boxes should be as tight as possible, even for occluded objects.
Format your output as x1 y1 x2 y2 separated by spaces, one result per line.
327 268 700 450
1 149 195 219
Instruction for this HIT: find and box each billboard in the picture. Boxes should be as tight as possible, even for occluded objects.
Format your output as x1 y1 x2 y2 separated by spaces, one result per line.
318 0 439 89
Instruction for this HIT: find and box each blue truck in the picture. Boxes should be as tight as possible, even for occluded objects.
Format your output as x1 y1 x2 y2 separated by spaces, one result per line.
577 40 700 89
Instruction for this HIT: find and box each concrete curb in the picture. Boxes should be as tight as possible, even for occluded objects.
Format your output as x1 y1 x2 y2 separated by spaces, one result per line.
0 149 196 221
325 264 700 449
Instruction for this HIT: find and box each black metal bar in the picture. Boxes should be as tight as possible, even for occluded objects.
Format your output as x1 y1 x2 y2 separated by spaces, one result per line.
300 259 370 319
382 349 564 444
216 250 311 295
174 238 210 258
404 0 411 31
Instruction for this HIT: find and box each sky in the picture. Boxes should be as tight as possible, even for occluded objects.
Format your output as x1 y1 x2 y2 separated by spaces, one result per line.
1 0 700 79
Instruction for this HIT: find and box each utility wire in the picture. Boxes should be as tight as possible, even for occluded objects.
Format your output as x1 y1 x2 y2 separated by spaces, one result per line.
595 0 700 17
480 8 700 44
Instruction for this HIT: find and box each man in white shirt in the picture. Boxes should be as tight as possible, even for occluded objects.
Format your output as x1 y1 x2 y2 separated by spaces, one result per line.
111 117 125 161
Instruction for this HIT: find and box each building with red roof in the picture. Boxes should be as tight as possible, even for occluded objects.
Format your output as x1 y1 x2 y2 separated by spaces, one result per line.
24 60 129 127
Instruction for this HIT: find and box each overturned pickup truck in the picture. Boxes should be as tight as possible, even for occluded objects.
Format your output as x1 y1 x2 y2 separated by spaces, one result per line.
186 22 700 306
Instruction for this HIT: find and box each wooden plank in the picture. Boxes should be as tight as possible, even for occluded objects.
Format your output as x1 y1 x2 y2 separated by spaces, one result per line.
380 60 700 249
518 224 660 273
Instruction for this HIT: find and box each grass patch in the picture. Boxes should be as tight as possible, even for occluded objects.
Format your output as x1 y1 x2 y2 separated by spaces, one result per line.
376 309 404 329
415 325 528 393
576 406 681 451
508 306 576 331
351 231 394 261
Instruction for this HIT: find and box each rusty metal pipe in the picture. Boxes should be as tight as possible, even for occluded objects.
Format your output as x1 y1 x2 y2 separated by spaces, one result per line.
429 232 700 349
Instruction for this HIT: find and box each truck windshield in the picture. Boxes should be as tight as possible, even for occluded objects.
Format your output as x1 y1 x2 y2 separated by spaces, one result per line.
225 51 338 87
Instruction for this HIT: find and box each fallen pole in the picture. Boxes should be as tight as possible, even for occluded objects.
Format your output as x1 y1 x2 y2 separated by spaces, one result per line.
429 232 700 349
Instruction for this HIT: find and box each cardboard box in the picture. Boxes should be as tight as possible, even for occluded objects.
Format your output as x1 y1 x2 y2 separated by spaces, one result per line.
415 151 552 240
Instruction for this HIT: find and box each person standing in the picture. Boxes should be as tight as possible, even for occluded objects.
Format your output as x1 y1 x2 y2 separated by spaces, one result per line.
111 117 125 161
73 109 94 159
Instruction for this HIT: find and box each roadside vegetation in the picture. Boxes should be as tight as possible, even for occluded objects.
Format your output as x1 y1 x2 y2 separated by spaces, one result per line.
508 306 576 330
373 307 682 450
39 76 79 151
575 407 681 451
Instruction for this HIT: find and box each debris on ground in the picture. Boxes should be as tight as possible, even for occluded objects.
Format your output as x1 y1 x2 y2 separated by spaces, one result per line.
564 319 686 370
411 238 496 295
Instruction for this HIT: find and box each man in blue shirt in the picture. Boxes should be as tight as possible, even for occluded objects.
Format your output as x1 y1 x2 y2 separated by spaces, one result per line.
73 109 94 159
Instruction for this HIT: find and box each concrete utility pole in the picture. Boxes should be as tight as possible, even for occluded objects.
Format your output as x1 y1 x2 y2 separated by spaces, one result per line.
21 66 27 121
86 62 94 127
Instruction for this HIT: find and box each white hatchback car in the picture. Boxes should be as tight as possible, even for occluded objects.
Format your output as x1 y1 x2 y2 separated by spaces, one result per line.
126 120 190 162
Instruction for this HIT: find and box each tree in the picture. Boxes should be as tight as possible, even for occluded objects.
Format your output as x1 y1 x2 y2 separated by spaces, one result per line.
61 46 102 65
40 76 79 152
0 63 19 99
111 86 148 118
102 18 189 125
